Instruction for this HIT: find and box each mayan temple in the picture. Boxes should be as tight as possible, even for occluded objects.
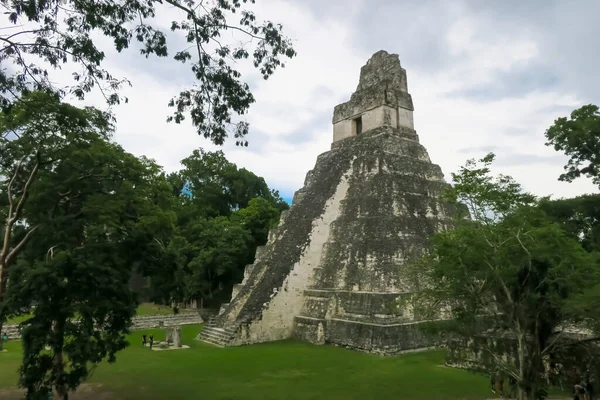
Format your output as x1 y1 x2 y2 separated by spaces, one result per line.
199 50 460 354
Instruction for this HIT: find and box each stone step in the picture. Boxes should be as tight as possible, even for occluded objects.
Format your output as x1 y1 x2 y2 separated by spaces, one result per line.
198 328 232 346
303 170 315 186
303 288 333 298
279 209 289 224
2 325 20 340
218 303 230 315
255 245 266 259
200 335 226 347
197 323 240 347
242 264 255 282
223 327 237 336
198 333 230 346
202 325 227 333
292 188 306 204
201 327 231 338
268 226 283 242
231 283 244 300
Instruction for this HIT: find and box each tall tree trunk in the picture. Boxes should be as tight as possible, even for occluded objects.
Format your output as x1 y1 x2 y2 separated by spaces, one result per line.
517 325 527 400
0 155 41 352
0 320 4 352
52 319 67 400
0 263 8 352
53 353 67 400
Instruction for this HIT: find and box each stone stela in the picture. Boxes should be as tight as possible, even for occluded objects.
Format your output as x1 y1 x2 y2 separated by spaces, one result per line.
198 50 461 355
166 326 182 348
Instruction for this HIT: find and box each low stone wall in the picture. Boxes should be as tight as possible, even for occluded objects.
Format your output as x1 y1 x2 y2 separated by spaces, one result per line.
293 316 437 356
2 312 203 341
131 312 203 330
445 331 600 374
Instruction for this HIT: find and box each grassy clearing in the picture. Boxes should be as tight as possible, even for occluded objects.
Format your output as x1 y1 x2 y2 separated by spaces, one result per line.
5 303 174 325
0 324 498 400
4 314 31 325
134 302 175 317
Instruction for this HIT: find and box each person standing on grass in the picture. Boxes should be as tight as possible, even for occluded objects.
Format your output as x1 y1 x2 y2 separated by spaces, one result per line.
142 334 147 347
555 362 564 391
149 334 154 349
574 384 586 400
490 373 497 394
585 369 595 400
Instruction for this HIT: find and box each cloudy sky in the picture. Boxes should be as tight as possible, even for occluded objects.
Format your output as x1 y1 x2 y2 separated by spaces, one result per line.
63 0 600 203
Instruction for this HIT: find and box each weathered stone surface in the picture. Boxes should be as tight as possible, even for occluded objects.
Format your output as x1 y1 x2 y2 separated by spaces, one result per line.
333 51 415 142
3 312 202 341
200 50 460 355
166 326 182 347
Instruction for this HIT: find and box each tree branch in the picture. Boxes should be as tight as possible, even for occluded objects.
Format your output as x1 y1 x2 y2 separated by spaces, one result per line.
13 152 40 223
1 38 114 104
5 224 39 266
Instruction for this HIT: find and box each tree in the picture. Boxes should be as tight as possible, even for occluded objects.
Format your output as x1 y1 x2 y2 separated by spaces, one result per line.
1 0 296 146
268 188 290 212
150 151 284 308
230 196 280 246
538 194 600 253
174 148 281 218
185 216 250 305
0 90 113 351
148 233 193 307
2 108 170 399
545 104 600 186
407 153 600 400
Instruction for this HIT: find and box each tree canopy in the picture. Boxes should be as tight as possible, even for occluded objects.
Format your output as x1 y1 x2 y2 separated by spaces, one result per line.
545 104 600 186
407 154 600 400
1 91 179 398
539 194 600 253
149 149 285 308
0 90 117 352
1 0 297 146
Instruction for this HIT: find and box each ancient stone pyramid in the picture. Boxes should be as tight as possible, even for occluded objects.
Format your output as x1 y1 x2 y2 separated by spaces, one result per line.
199 50 460 354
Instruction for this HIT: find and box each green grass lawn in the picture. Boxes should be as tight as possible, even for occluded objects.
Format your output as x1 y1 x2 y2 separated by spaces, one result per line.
0 324 497 400
5 303 174 325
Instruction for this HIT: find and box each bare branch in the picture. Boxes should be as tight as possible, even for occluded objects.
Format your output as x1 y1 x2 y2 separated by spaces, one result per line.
45 245 58 262
6 157 25 219
5 224 39 266
13 152 40 223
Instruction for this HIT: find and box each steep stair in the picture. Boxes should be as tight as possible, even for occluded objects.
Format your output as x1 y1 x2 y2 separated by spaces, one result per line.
197 317 237 347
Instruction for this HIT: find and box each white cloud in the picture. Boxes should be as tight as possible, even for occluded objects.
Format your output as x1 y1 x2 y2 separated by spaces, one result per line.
15 0 598 201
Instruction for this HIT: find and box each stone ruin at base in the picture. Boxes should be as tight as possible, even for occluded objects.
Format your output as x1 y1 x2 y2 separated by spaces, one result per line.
166 326 182 348
198 50 462 355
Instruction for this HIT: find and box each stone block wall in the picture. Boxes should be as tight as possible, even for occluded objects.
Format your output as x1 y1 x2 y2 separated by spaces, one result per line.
2 312 203 341
228 170 354 345
293 317 436 356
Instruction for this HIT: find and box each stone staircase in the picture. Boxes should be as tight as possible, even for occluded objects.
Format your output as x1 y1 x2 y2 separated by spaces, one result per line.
2 323 21 340
2 312 204 341
197 209 291 348
197 316 237 347
131 312 202 329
